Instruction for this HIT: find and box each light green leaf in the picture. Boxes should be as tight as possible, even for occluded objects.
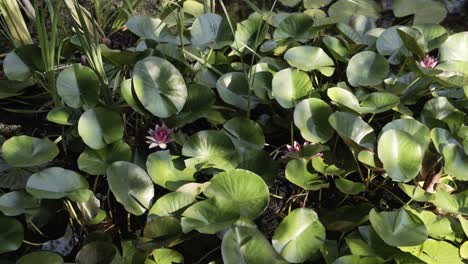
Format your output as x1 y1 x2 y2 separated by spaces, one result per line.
335 178 365 195
284 46 334 76
393 0 447 25
191 13 232 49
294 98 334 143
0 216 23 254
329 112 376 150
440 32 468 62
78 107 124 150
328 0 380 21
272 68 313 109
347 51 389 87
2 136 59 167
78 140 131 175
285 158 328 190
272 208 326 263
56 64 99 109
17 251 63 264
147 150 196 191
107 161 154 216
216 72 261 111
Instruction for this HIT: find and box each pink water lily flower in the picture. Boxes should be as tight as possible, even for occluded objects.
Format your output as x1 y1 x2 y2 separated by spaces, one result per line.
146 124 173 149
420 55 438 69
286 141 302 152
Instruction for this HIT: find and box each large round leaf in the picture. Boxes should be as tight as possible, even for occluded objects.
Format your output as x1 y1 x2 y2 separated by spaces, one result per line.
152 248 184 264
216 72 260 111
359 93 400 114
250 63 275 100
381 119 431 152
294 98 334 143
285 158 328 190
143 216 182 239
107 161 154 216
191 13 232 49
328 112 376 150
328 0 380 21
431 189 468 215
231 14 262 55
222 224 287 264
182 130 237 170
393 0 447 25
204 169 269 219
3 45 42 82
335 178 365 195
347 51 389 87
376 26 408 58
223 117 265 150
272 208 326 263
56 64 99 109
273 13 316 42
272 68 313 109
147 151 196 191
442 144 468 181
78 140 131 175
0 191 39 216
440 32 468 62
75 241 119 264
304 0 332 8
378 129 423 182
369 208 428 247
17 251 63 264
2 136 59 167
421 97 464 132
133 56 187 118
181 198 240 234
26 167 90 201
78 107 124 150
284 46 334 76
120 78 146 114
149 191 196 216
327 87 361 113
0 216 23 254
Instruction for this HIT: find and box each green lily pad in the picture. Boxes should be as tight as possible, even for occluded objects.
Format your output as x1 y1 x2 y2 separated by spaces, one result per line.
333 255 385 264
47 107 73 125
327 87 361 113
286 158 329 190
216 72 261 111
223 117 265 150
335 178 365 195
2 136 59 167
182 130 237 170
250 63 275 100
0 216 23 254
381 118 431 152
26 167 90 201
231 13 263 55
147 150 196 191
376 26 409 62
378 129 423 182
393 0 447 25
273 13 316 42
17 251 63 264
369 208 427 247
75 241 119 264
304 0 332 9
442 143 468 181
3 45 42 82
181 198 240 234
152 248 184 264
413 24 448 51
284 46 334 76
204 169 269 219
133 56 187 118
56 64 99 109
440 32 468 62
294 98 334 143
322 36 349 62
222 224 287 264
0 191 39 216
400 239 464 264
347 51 389 87
77 140 131 176
329 112 376 150
107 161 154 216
421 97 464 132
272 68 313 109
191 13 232 49
78 107 124 150
143 216 182 239
328 0 380 21
149 191 196 216
120 78 146 114
431 188 468 215
359 92 400 114
272 208 326 263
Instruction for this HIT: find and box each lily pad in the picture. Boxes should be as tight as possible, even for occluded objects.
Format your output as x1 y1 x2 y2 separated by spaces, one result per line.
26 167 90 201
78 107 124 150
294 98 334 143
440 32 468 62
149 191 196 216
17 251 63 264
335 178 365 195
191 13 232 49
204 169 269 219
133 56 187 118
222 224 287 264
273 13 316 42
285 158 329 190
393 0 447 25
216 72 261 111
0 216 23 254
272 208 326 263
378 129 423 182
78 140 131 175
182 130 237 170
223 117 265 150
2 136 59 167
56 64 99 109
147 150 196 191
347 51 389 87
369 208 427 247
0 191 39 216
272 68 313 109
328 0 380 21
284 46 335 76
329 112 376 150
107 161 154 216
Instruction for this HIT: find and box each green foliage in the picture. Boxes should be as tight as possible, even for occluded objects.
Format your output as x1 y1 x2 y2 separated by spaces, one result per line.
1 0 467 263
